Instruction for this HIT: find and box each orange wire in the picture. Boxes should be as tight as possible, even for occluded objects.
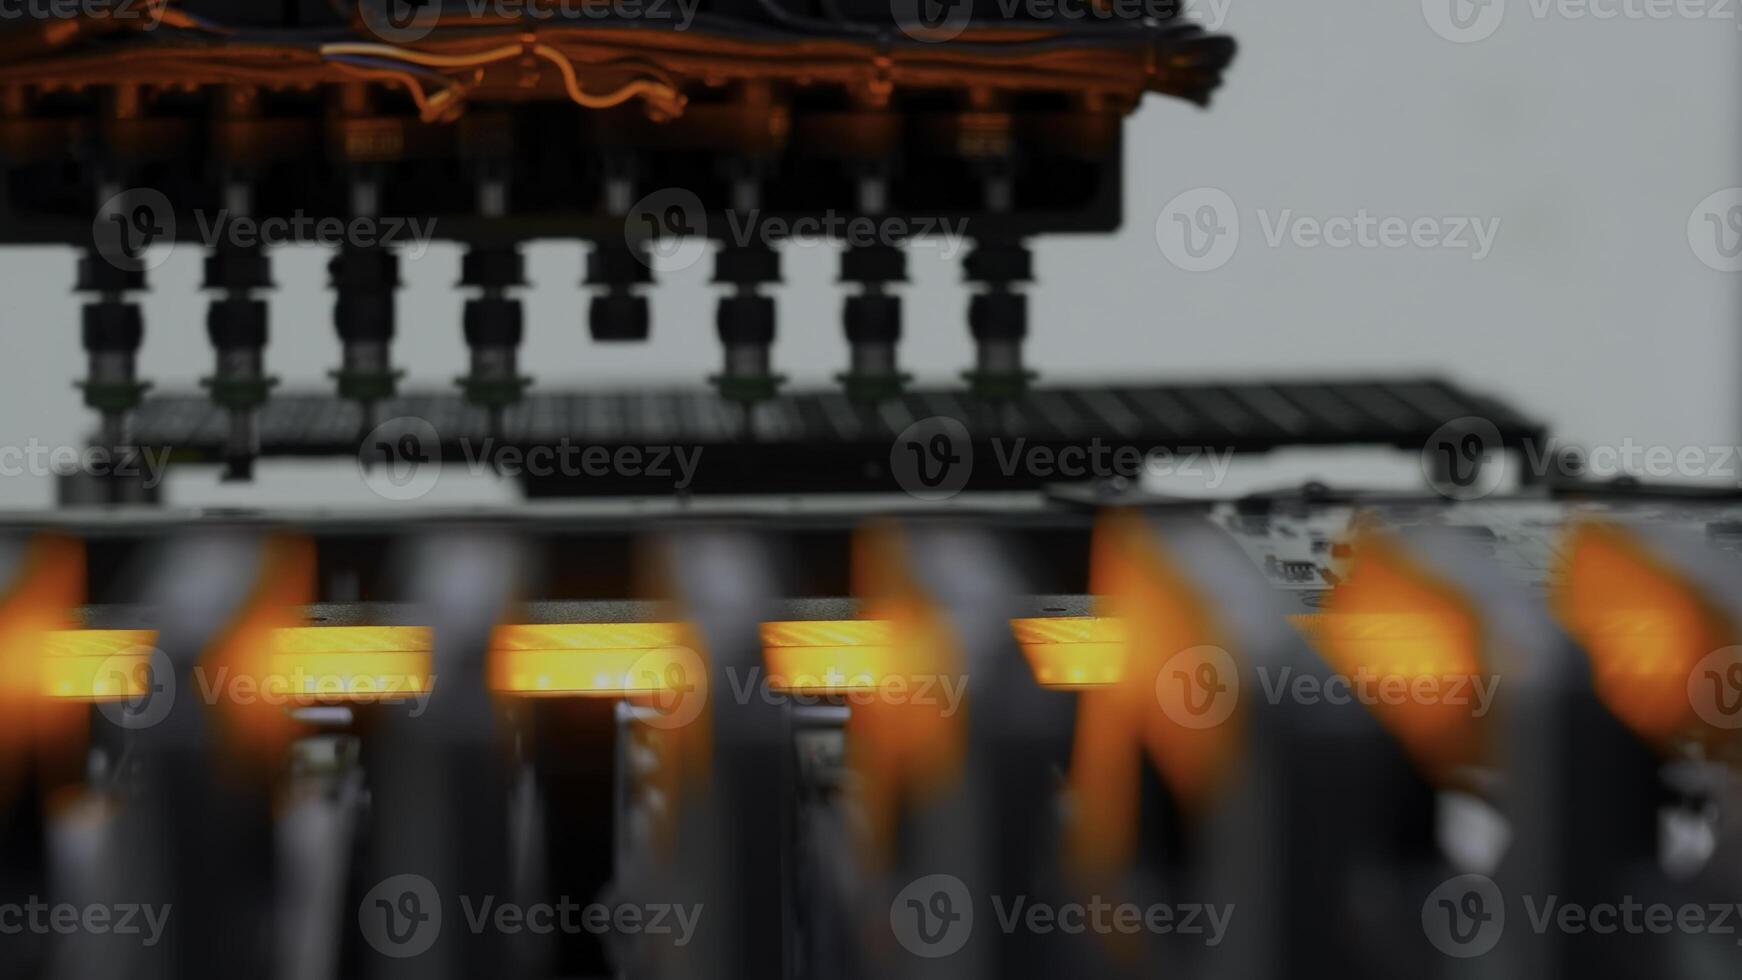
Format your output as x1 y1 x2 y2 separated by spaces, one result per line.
328 61 455 122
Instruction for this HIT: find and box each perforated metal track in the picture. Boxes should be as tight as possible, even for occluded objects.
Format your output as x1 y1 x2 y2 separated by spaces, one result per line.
127 378 1543 495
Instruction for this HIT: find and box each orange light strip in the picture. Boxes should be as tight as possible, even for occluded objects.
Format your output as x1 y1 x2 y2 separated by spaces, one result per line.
1009 616 1127 689
264 626 434 699
41 624 704 701
1555 522 1737 746
38 615 1266 701
760 620 896 692
41 629 155 700
1009 615 1332 689
488 623 692 696
42 627 436 701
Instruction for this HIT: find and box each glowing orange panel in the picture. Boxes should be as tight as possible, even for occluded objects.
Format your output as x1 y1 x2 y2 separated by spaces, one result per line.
759 619 896 692
41 629 155 700
1010 616 1127 689
489 623 693 696
265 626 433 699
1317 533 1486 780
43 626 435 702
1556 521 1736 746
43 623 722 700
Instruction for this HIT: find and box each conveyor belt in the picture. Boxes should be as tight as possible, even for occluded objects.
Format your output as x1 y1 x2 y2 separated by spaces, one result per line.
126 378 1544 495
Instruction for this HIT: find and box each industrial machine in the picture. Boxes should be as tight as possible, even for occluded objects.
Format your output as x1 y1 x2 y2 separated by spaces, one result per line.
2 4 1739 980
0 0 1231 481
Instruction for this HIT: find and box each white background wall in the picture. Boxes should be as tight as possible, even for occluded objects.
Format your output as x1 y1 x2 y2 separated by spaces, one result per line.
0 0 1736 507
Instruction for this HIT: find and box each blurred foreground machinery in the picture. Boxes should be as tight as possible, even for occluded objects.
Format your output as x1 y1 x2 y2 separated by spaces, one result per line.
0 0 1235 482
0 497 1739 979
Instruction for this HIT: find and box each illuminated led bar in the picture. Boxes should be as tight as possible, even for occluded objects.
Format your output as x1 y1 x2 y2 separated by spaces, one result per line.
1008 615 1322 690
266 626 433 699
41 627 435 701
1009 616 1127 689
40 615 1354 701
38 624 713 701
760 620 896 692
488 623 692 695
41 629 154 699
